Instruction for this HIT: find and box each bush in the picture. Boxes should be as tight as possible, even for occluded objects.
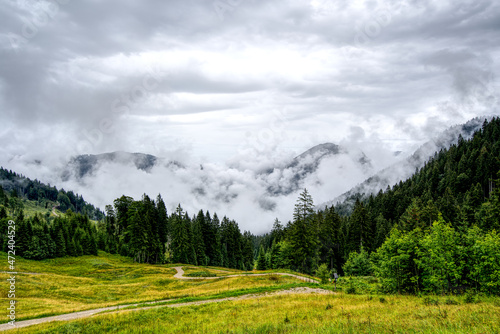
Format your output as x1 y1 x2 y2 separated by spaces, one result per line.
345 280 357 294
315 263 330 284
444 298 459 305
464 291 477 304
423 296 439 306
343 247 373 276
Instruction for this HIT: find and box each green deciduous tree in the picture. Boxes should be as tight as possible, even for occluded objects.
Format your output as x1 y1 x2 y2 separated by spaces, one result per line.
343 247 373 276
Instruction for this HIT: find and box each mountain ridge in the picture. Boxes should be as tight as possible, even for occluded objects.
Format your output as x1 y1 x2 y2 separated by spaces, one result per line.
318 116 493 213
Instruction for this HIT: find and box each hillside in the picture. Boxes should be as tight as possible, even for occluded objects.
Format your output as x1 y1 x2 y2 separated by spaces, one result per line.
0 167 104 220
319 116 491 213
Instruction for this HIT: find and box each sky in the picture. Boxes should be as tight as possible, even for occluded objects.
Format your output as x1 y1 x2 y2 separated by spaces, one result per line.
1 0 499 233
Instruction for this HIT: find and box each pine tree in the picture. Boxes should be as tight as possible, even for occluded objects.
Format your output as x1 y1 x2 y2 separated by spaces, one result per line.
293 189 314 223
346 199 374 254
156 194 168 244
192 210 207 265
55 229 66 257
270 218 284 243
114 195 133 236
318 206 341 271
211 213 223 266
257 245 267 270
170 205 193 264
242 231 254 271
128 201 148 263
288 189 318 274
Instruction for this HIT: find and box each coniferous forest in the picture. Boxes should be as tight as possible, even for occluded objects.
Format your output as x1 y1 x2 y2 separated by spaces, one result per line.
1 117 499 295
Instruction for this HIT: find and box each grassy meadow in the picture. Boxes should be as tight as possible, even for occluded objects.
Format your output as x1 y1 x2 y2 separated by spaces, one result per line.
0 252 311 322
11 289 500 333
1 251 499 333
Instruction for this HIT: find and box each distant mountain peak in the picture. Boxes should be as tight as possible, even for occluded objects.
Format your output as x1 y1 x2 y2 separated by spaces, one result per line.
266 142 372 197
289 143 341 166
62 151 160 180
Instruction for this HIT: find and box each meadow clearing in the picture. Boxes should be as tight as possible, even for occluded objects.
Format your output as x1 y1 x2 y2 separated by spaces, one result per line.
1 252 499 333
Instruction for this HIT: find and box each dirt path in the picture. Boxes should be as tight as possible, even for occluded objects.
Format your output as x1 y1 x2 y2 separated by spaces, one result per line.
51 206 59 217
0 271 43 276
173 266 319 283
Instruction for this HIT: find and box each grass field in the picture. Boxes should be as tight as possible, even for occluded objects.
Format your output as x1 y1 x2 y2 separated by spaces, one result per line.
0 252 311 322
2 252 500 333
10 288 500 333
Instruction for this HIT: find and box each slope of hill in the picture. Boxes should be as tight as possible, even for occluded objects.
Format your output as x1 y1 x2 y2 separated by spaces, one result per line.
319 116 491 213
0 167 104 220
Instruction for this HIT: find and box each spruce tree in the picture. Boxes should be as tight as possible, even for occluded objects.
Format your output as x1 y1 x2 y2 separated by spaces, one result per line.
55 229 66 257
192 211 207 266
257 245 267 270
346 199 374 254
288 189 318 274
156 194 168 244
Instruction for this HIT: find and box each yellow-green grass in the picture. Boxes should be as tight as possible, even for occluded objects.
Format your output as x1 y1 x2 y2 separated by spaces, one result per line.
2 199 58 219
181 265 318 282
13 291 500 333
0 252 307 322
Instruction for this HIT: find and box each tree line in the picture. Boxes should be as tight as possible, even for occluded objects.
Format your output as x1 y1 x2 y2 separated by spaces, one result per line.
0 209 98 260
97 194 254 270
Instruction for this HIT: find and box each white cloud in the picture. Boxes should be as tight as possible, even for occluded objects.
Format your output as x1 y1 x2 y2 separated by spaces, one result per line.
1 0 499 233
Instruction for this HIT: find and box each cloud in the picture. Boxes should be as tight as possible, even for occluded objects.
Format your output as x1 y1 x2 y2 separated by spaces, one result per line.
1 0 499 232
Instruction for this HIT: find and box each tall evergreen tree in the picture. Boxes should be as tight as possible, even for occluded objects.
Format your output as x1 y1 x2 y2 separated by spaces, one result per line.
156 194 168 244
288 189 318 274
192 210 207 265
346 199 374 254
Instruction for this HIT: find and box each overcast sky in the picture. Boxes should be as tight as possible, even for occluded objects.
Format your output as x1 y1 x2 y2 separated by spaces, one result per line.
1 0 499 232
1 0 499 162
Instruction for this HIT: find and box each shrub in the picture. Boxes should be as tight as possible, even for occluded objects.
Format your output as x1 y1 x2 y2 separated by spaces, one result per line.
345 280 357 294
315 263 330 284
464 291 477 304
423 296 439 306
343 247 373 276
444 298 459 305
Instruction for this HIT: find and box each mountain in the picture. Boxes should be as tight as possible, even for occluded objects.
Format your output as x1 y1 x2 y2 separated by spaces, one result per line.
318 117 491 213
61 151 184 180
265 143 373 196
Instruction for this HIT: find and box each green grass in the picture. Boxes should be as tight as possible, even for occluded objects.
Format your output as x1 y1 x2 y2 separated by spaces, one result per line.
0 252 308 322
3 199 58 219
2 252 500 333
12 291 500 333
183 270 217 278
